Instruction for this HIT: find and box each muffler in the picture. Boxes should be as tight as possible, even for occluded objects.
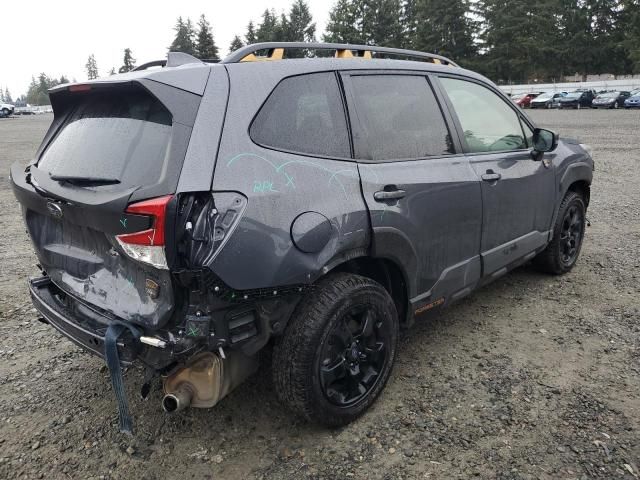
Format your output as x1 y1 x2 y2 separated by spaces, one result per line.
162 350 257 413
162 385 193 413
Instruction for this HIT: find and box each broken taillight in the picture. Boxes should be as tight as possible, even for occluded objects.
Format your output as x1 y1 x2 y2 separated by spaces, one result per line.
116 195 173 270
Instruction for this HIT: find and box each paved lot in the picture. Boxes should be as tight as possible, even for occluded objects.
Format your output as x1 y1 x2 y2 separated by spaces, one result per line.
0 110 638 479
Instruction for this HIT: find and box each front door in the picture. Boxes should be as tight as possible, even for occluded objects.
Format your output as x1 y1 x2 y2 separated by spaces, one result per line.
437 76 556 278
341 72 483 310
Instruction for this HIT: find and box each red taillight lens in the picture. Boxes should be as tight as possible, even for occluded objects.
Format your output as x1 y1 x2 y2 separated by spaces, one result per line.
117 195 173 246
115 195 173 270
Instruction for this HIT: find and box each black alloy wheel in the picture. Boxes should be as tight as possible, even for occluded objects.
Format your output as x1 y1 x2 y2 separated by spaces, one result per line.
319 304 391 407
273 273 399 426
559 203 585 268
534 191 586 274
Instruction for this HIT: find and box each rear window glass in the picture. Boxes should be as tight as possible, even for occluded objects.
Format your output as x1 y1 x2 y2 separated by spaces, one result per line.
38 90 172 186
349 75 454 161
250 72 350 158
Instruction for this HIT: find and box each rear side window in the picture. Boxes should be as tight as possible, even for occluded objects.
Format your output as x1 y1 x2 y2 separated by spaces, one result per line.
349 75 454 161
38 89 172 186
440 77 527 153
250 72 350 158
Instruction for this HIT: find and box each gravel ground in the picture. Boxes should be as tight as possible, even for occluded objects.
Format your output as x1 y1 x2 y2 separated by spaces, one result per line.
0 110 638 480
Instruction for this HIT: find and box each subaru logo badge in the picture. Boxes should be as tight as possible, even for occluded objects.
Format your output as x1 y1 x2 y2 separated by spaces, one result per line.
46 201 63 219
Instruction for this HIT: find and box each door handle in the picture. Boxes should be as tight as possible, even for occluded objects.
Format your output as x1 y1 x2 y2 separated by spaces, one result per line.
373 188 406 202
481 172 502 182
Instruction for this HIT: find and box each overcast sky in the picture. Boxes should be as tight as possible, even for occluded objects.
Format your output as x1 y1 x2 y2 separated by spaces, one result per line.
1 0 331 98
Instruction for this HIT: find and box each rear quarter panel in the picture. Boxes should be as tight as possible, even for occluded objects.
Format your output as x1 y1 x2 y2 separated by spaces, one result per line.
208 64 370 290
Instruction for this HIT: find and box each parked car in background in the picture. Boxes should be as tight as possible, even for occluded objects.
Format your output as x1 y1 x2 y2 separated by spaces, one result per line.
0 102 15 117
624 92 640 108
530 92 565 109
512 92 539 108
558 90 595 109
592 91 631 109
551 93 569 108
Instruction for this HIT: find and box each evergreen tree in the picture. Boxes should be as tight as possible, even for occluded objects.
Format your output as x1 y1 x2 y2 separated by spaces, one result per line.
26 74 60 105
230 35 244 52
59 75 69 84
401 0 419 49
285 0 316 42
109 67 116 76
245 20 257 44
413 0 478 64
366 0 404 47
622 0 640 71
85 54 98 80
4 88 12 103
169 16 197 54
324 0 365 43
477 0 560 83
324 0 403 46
555 0 624 80
256 9 281 42
196 14 220 60
119 48 136 73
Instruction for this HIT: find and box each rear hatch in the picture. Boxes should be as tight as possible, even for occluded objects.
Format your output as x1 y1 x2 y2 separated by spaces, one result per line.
11 78 204 330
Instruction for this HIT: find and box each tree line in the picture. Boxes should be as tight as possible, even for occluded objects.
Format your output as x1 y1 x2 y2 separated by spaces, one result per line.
16 0 640 105
169 0 640 84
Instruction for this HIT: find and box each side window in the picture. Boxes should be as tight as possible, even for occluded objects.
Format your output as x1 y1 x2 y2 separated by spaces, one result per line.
521 119 534 148
440 77 527 153
349 75 454 161
250 72 350 158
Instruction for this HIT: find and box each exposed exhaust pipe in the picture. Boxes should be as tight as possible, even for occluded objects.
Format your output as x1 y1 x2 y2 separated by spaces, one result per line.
162 351 258 414
162 385 193 413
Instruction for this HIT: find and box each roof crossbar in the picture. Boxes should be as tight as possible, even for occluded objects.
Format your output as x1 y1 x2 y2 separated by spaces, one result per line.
221 42 458 67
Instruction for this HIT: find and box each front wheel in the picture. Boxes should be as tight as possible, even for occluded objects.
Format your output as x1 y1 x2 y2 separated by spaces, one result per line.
614 101 620 109
273 273 399 426
1 108 9 117
534 191 586 274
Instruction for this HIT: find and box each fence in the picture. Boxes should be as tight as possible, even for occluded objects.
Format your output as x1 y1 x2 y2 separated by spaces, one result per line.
499 78 640 96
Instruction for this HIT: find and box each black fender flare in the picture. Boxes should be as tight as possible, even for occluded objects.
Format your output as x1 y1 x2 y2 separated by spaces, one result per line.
370 226 419 298
550 161 593 232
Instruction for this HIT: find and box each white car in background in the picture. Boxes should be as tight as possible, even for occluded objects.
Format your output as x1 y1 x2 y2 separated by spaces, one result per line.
0 102 15 117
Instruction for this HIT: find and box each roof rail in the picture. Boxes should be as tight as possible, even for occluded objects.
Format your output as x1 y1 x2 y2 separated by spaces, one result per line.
133 52 204 72
221 42 459 67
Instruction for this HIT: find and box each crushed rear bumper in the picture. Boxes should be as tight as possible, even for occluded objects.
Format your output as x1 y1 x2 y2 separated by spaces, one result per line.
29 276 139 364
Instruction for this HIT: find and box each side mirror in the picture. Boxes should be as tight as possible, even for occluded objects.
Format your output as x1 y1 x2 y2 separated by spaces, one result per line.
531 128 558 157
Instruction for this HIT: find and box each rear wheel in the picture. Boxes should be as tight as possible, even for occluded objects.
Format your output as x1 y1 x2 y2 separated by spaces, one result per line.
614 101 620 109
534 191 586 274
273 273 399 426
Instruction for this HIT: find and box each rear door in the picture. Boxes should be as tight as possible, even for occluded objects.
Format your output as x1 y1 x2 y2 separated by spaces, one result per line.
341 72 483 310
436 76 555 278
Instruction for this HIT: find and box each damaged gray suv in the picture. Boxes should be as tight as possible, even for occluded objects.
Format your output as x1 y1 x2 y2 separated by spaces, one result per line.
11 43 594 433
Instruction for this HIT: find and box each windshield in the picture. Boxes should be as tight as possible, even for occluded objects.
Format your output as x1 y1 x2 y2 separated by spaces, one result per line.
536 93 553 100
598 92 618 99
38 89 172 187
565 92 582 99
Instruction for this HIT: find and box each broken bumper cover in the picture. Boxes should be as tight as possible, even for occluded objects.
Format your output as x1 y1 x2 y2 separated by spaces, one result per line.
29 276 140 364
